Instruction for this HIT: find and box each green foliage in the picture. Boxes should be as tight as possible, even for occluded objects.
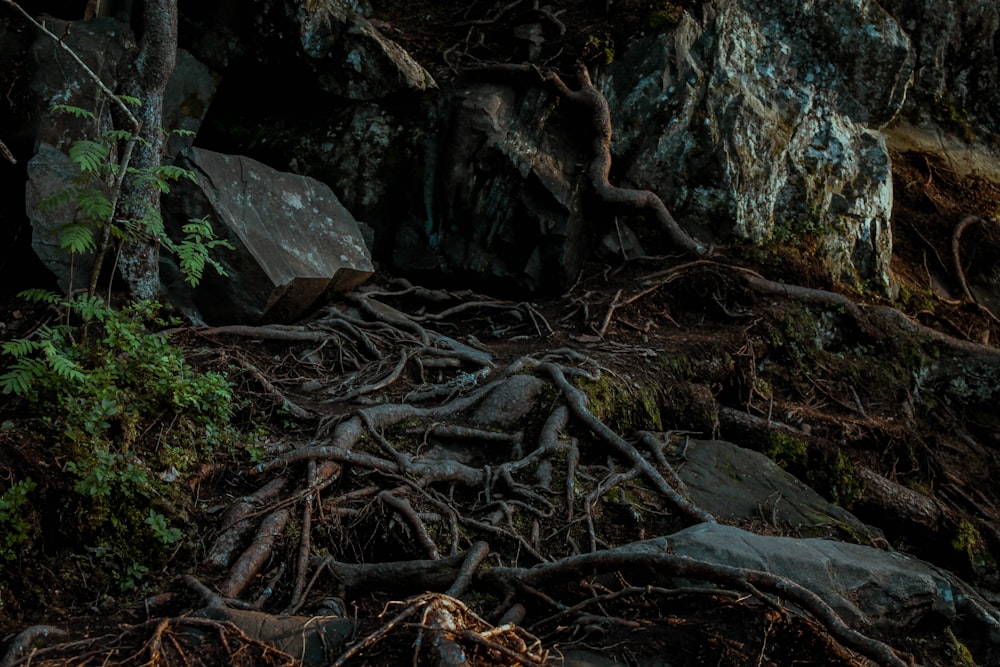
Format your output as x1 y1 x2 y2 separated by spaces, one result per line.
161 217 234 287
145 510 182 544
585 34 615 65
45 103 228 293
51 103 95 119
0 293 240 590
0 478 36 567
69 140 110 175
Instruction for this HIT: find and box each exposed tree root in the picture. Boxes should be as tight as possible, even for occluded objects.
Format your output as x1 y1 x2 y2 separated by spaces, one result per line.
482 550 907 667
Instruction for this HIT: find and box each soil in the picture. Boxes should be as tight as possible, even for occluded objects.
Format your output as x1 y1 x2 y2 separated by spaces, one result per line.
2 2 1000 666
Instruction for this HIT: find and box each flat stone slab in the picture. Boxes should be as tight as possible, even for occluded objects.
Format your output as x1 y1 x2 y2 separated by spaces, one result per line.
167 147 374 323
675 438 877 540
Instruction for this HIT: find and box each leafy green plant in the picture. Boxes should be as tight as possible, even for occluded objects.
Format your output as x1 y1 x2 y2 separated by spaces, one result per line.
1 293 234 444
0 293 236 579
145 510 182 545
0 478 36 568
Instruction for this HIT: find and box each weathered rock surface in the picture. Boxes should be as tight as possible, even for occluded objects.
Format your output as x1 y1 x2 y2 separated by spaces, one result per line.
179 0 432 102
295 0 435 100
429 83 590 292
640 523 996 636
675 438 878 540
885 0 1000 134
164 147 373 324
602 0 914 293
471 374 546 429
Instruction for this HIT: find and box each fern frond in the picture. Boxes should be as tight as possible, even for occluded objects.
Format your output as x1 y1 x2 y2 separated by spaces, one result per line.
1 339 42 358
155 165 197 183
172 128 195 137
68 294 111 322
17 289 64 305
38 188 78 211
42 348 86 383
117 95 142 107
76 189 113 222
102 129 135 143
0 358 47 396
58 223 97 255
68 140 110 175
51 104 95 120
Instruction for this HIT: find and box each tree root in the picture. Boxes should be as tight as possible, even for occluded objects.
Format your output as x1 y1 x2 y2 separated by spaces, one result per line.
483 550 908 667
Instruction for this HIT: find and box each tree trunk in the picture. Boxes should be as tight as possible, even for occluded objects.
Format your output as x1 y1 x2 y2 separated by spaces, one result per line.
116 0 177 301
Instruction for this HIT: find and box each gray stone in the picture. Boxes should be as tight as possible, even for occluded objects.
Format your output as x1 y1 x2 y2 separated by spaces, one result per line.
601 0 914 293
164 147 373 324
471 375 546 429
296 0 435 100
281 103 429 257
25 144 82 295
675 439 878 540
634 523 981 633
886 0 1000 133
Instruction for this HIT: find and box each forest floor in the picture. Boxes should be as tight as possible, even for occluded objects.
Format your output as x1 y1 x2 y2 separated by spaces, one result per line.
1 137 999 665
3 1 1000 666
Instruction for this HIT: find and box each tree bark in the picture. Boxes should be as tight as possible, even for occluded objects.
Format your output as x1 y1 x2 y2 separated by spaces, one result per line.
117 0 177 301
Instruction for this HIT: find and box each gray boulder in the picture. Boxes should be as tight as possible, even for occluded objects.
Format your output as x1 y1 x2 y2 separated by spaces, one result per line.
601 0 915 293
164 147 373 324
638 523 998 635
675 438 878 541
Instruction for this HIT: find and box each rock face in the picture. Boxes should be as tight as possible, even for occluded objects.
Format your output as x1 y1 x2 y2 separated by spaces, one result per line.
295 0 436 100
602 0 914 293
428 83 590 292
164 148 373 324
885 0 1000 133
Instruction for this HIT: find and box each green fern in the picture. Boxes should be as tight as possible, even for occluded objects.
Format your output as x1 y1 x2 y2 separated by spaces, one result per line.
59 223 97 255
1 338 42 358
51 103 95 120
173 218 233 286
18 288 64 305
68 140 110 175
71 293 112 322
37 188 78 211
0 357 47 395
42 346 86 383
117 94 142 107
75 189 113 223
154 165 196 183
103 129 135 143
